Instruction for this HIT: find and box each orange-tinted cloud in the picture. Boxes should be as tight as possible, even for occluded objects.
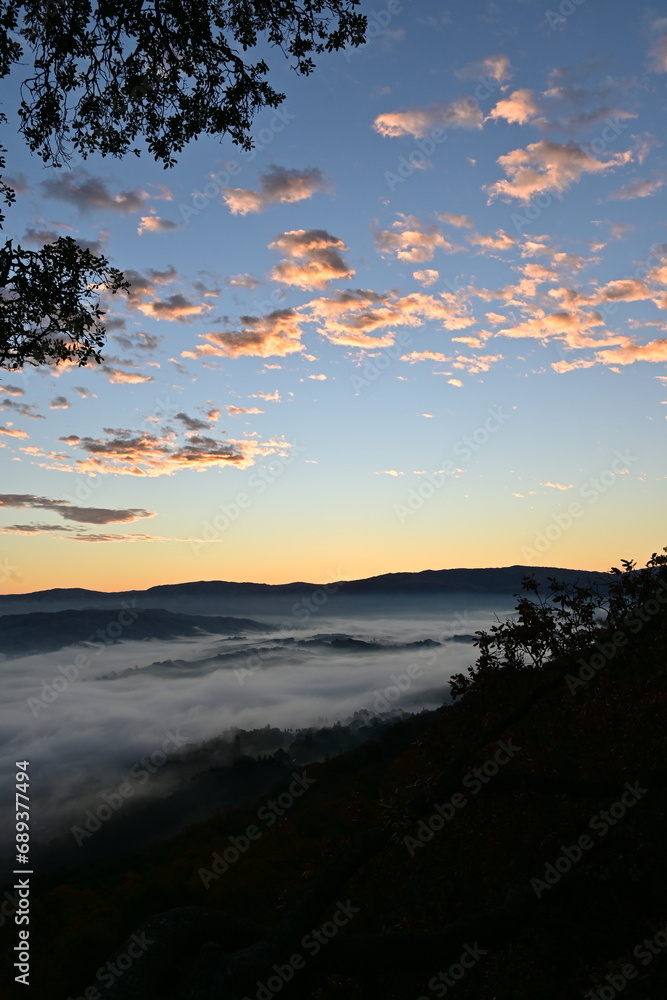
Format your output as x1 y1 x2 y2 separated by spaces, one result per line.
137 213 179 234
496 309 619 349
486 140 633 202
400 350 449 363
305 287 475 348
184 309 306 359
456 54 512 84
0 426 28 438
487 89 541 125
373 97 483 138
222 166 330 214
436 213 474 229
103 369 156 384
375 214 460 262
269 229 355 289
466 229 516 252
53 426 291 476
137 293 212 322
413 269 439 287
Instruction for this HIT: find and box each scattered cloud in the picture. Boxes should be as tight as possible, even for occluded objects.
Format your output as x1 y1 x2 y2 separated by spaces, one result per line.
375 214 460 262
487 89 541 125
0 494 156 524
648 18 667 73
400 351 449 363
55 426 290 476
101 368 156 385
174 412 213 432
305 287 474 349
137 293 212 322
0 426 28 438
49 396 70 409
228 274 261 289
269 229 355 289
184 309 306 359
222 166 331 214
0 399 43 419
413 269 439 287
373 96 484 138
137 212 179 234
466 229 516 252
437 213 474 229
455 54 512 84
486 140 633 202
609 175 665 200
41 169 150 213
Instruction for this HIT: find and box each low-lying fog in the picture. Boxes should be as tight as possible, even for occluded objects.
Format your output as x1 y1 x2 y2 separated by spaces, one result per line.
1 594 515 851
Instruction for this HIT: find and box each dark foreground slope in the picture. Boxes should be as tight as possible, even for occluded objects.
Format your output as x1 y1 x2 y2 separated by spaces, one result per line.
4 558 666 1000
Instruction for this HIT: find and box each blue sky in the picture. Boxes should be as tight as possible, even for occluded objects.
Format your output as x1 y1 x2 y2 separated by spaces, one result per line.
0 0 666 591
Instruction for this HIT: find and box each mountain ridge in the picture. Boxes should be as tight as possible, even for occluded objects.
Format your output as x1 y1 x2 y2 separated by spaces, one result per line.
0 563 612 606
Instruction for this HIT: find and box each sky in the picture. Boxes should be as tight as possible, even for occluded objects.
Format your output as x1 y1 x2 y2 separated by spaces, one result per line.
0 0 666 593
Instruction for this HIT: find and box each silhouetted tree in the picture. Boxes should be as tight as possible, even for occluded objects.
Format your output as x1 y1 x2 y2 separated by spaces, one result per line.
0 0 366 368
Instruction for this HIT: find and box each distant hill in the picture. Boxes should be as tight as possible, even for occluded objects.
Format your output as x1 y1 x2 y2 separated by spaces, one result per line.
0 565 612 616
0 608 272 657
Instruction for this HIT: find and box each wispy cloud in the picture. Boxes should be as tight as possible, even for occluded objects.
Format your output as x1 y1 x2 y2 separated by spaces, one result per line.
41 169 150 213
373 97 484 138
609 175 665 200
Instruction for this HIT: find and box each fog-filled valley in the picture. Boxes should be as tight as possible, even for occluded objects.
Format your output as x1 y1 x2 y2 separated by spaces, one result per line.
0 584 523 873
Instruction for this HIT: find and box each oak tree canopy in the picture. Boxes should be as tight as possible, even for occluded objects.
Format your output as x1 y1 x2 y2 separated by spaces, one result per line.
0 0 366 368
